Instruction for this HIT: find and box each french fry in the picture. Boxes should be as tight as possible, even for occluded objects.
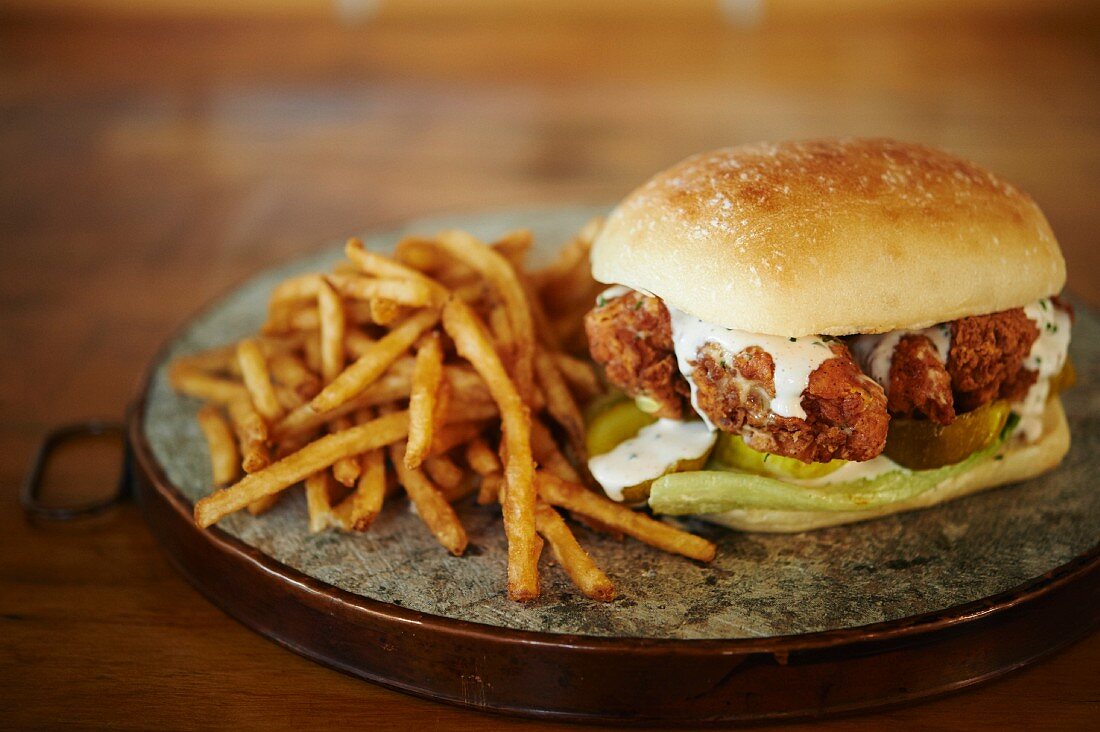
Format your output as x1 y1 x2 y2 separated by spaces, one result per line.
491 229 532 271
390 442 468 556
535 502 615 602
551 352 601 402
344 329 376 359
534 348 587 464
227 397 270 474
439 476 477 503
477 471 503 506
329 273 438 308
237 338 284 422
310 309 440 414
302 332 323 374
330 416 361 487
197 405 240 486
169 363 250 404
369 298 406 326
194 410 411 527
429 420 491 457
269 273 323 308
465 436 501 476
336 443 385 531
172 344 241 376
317 278 346 384
442 298 539 601
488 304 514 369
305 470 337 533
246 493 280 516
423 454 464 491
536 472 716 563
434 230 536 404
405 333 444 469
345 238 448 305
530 417 582 484
269 352 321 399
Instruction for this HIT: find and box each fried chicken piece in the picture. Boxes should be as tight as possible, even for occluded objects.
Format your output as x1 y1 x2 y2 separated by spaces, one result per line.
584 291 689 419
947 309 1039 412
691 342 889 463
888 334 956 424
585 292 889 463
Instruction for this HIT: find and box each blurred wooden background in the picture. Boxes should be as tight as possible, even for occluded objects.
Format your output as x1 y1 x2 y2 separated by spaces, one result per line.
1 1 1098 729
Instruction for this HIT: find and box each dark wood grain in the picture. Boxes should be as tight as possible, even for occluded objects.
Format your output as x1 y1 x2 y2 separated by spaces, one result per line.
2 10 1099 730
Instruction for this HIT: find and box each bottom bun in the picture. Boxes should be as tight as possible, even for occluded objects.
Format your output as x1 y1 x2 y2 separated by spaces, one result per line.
702 399 1071 533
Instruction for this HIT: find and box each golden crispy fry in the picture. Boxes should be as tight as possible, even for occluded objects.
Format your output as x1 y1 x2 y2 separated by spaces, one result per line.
440 476 477 503
345 238 448 304
521 273 562 351
429 420 490 457
491 229 532 271
477 471 503 506
274 384 305 412
268 352 321 399
226 397 270 474
169 363 250 404
530 417 582 483
369 298 406 326
536 472 716 563
390 442 468 556
310 310 440 414
246 493 280 516
551 352 601 402
302 331 323 374
405 333 444 470
423 454 464 491
305 470 338 533
317 278 346 384
534 348 587 464
237 338 284 422
336 443 385 531
464 436 501 476
329 273 437 308
488 304 514 369
535 502 615 602
330 416 361 487
269 273 323 308
343 329 375 360
172 344 241 377
434 230 536 404
442 297 539 601
197 405 240 486
194 410 411 527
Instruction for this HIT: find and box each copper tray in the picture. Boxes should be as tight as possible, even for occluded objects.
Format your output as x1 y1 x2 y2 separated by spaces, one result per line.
130 206 1100 725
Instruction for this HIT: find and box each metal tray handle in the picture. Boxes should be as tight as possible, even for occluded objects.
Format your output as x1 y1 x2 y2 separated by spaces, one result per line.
21 420 130 520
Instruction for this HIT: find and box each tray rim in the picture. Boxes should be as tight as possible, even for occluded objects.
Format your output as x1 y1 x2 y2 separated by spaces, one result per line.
132 207 1100 654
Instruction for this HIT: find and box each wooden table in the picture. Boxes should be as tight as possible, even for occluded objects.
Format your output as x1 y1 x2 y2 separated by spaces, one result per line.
2 10 1098 729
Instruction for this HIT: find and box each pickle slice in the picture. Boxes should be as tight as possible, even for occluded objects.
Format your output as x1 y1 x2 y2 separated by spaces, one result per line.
1050 356 1077 395
585 399 658 457
885 399 1010 470
713 433 846 480
617 450 712 504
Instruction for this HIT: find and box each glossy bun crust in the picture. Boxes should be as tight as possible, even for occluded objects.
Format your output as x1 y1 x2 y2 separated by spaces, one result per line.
591 139 1065 336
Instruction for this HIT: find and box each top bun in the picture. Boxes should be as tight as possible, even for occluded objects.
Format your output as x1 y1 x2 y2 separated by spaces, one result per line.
590 138 1065 336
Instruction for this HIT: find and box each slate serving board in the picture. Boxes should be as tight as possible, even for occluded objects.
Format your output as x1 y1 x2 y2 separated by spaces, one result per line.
131 205 1100 722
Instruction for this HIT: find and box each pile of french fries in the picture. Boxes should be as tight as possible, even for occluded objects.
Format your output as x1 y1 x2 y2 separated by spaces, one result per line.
171 221 716 602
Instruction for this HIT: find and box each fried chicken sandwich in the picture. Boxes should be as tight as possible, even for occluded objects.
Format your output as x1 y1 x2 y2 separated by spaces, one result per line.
583 138 1073 532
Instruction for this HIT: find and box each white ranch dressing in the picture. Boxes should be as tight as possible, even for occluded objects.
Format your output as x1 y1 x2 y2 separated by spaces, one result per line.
849 324 952 393
666 305 836 424
595 285 632 304
1015 298 1072 442
588 419 717 502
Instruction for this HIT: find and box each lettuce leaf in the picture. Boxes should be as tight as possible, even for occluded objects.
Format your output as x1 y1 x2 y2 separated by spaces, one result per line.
648 439 1003 516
